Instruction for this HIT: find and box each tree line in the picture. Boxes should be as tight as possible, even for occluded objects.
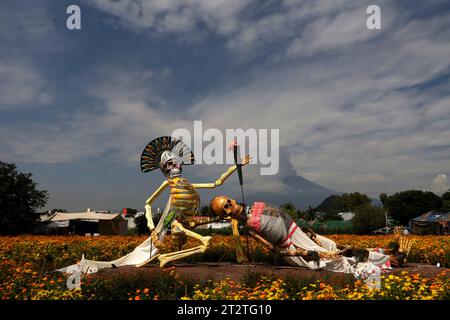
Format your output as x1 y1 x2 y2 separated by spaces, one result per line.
278 190 450 234
1 161 449 235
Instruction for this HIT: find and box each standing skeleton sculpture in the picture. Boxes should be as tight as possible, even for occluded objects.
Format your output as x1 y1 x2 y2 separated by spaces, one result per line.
139 136 250 267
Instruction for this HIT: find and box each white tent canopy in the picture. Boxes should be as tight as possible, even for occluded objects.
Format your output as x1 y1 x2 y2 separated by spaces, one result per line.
49 210 128 236
50 212 124 222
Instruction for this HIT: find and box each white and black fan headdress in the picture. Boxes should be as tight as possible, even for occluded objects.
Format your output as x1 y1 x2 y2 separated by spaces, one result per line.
140 136 195 173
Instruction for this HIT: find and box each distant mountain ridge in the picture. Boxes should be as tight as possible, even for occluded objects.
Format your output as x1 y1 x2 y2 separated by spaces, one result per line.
249 174 337 210
248 174 381 211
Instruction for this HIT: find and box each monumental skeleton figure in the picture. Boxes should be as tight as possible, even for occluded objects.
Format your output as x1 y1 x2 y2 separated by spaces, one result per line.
210 196 411 275
58 136 250 274
140 136 251 267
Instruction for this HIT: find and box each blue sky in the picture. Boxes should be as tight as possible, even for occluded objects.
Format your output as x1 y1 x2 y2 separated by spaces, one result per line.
1 0 450 212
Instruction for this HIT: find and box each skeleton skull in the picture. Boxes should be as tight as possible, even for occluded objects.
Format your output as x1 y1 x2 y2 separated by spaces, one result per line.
211 196 243 220
160 151 182 178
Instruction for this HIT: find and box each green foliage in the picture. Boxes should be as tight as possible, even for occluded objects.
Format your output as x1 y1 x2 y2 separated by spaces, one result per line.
379 193 389 207
81 269 355 300
314 195 340 213
281 202 298 219
133 215 148 235
196 226 232 236
1 235 450 300
442 190 450 212
0 161 48 235
82 269 198 300
352 205 386 235
315 193 371 214
309 221 354 235
299 207 315 221
442 190 450 202
200 205 214 218
443 201 450 212
241 271 274 288
322 212 343 221
384 190 443 225
334 193 371 212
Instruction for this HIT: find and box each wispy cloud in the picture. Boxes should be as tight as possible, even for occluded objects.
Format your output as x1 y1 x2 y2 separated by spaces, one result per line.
0 60 52 108
431 174 449 195
1 65 189 164
87 0 252 36
1 0 450 208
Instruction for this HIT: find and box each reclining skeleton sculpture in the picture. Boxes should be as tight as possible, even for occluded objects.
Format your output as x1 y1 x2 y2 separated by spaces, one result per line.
210 196 413 275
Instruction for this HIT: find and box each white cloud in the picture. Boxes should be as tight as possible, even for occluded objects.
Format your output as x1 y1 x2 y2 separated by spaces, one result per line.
85 1 396 60
431 174 449 195
183 6 450 195
0 61 52 108
2 1 450 200
0 1 61 53
286 7 379 58
88 0 252 35
0 65 188 164
0 2 62 109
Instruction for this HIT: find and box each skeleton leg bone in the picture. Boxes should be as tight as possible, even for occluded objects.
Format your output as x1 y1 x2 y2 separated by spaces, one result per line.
157 220 211 267
135 253 161 268
158 245 208 267
231 219 249 263
172 220 211 246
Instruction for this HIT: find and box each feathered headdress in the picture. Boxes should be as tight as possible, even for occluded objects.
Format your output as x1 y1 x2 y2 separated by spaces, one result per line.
140 136 195 173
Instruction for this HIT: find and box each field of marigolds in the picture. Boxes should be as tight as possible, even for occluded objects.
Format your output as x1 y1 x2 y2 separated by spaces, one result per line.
0 234 449 300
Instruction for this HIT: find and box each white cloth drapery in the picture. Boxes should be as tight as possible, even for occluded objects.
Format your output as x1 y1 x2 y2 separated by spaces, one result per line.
58 198 172 274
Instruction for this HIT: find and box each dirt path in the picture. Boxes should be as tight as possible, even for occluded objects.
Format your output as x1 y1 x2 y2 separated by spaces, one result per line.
95 262 448 284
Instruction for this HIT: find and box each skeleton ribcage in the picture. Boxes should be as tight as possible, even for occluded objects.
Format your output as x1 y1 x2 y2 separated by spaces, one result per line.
169 177 200 216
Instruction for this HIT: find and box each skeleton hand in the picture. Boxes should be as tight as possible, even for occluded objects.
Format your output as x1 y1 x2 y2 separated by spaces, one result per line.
318 251 342 261
241 154 252 166
398 237 413 253
151 230 165 250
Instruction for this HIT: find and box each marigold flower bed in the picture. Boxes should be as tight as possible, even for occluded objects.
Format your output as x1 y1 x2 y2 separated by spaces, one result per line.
0 235 448 300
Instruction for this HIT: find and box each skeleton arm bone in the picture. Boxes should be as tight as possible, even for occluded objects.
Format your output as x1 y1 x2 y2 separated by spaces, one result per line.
248 230 275 252
248 230 321 261
279 247 309 256
192 155 251 189
229 218 249 263
183 216 221 228
144 180 169 231
278 246 334 263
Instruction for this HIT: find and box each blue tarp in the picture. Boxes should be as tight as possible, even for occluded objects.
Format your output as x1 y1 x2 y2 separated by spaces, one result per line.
411 211 450 222
410 211 450 234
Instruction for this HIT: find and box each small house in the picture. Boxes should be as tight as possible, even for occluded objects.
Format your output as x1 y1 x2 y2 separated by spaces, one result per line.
409 211 450 235
50 209 128 235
